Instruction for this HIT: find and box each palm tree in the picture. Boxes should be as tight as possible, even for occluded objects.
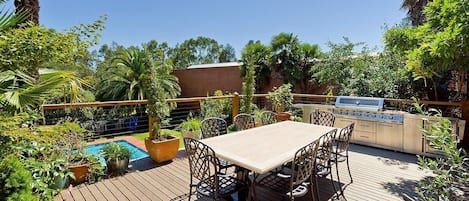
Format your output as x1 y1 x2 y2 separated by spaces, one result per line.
14 0 39 25
0 70 84 113
96 48 180 101
0 0 29 31
401 0 432 26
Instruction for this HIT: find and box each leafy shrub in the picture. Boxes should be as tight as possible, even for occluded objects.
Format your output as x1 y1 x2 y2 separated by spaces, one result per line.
0 155 35 201
200 90 232 119
101 143 132 161
415 104 469 200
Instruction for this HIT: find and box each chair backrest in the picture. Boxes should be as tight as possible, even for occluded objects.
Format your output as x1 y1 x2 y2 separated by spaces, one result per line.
316 129 337 172
334 123 355 154
289 140 319 188
310 110 336 127
234 113 256 130
200 117 227 139
184 138 220 194
260 111 277 126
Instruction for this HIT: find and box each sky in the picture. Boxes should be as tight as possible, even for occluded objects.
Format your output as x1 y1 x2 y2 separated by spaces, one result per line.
7 0 407 57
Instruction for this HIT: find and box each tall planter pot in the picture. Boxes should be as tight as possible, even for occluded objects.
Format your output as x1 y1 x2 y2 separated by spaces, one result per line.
144 136 179 163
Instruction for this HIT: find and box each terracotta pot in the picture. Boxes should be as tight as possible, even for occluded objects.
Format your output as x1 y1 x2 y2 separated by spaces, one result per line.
276 112 291 122
145 136 179 163
106 158 129 175
68 164 89 185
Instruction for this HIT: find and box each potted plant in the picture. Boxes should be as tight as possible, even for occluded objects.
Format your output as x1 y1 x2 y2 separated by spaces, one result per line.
101 143 132 176
55 122 103 184
180 116 201 139
266 83 293 121
142 59 181 163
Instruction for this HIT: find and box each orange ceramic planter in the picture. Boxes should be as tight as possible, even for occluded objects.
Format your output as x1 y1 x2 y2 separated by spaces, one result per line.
145 136 179 163
68 164 89 185
276 112 291 122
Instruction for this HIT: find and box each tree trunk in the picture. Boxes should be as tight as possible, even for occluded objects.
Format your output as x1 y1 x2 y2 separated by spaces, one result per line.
14 0 40 25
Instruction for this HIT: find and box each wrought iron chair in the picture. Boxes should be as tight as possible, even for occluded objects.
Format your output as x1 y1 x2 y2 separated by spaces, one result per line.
332 123 355 196
260 110 277 126
255 140 320 201
315 128 338 200
310 110 336 127
200 117 227 139
234 113 256 131
199 117 233 172
184 138 247 201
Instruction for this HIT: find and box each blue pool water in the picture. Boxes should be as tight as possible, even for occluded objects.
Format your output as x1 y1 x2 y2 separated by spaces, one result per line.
85 140 149 166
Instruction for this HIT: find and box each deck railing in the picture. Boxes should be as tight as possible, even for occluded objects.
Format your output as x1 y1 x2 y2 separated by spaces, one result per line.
41 94 467 141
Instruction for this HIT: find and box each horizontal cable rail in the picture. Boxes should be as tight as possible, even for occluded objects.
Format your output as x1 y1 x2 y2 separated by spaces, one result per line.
41 94 464 139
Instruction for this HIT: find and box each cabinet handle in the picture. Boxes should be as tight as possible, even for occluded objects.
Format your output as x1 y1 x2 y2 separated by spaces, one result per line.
379 124 393 127
359 135 369 138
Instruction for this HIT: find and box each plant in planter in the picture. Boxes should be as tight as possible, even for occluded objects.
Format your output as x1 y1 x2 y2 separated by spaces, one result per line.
136 49 181 163
180 115 201 139
266 83 293 121
101 143 132 176
54 122 104 185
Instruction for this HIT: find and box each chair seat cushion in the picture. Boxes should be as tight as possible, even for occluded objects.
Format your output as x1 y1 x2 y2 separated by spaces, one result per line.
196 174 246 198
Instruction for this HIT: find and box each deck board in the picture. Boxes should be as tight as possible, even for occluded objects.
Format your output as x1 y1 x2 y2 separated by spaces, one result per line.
56 144 430 201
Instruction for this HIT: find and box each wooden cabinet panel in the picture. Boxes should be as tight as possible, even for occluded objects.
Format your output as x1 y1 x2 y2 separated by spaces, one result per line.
334 117 356 128
355 131 375 144
376 122 403 150
357 120 376 132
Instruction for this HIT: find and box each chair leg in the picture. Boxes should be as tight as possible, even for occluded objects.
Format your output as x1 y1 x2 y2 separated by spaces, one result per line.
346 155 353 183
329 168 339 199
335 158 345 197
188 185 193 201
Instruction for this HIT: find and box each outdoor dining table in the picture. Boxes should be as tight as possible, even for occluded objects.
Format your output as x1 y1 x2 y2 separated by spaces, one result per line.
200 120 337 200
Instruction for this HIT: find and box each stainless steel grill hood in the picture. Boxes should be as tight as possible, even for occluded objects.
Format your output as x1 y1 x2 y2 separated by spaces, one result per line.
335 96 385 111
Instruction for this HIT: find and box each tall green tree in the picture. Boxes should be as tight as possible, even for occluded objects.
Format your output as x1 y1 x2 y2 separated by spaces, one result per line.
270 33 301 85
401 0 432 26
0 16 106 81
169 36 236 69
385 0 469 100
96 48 180 101
240 40 272 93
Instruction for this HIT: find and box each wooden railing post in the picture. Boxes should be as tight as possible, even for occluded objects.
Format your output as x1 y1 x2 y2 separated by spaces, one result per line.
232 92 240 121
461 100 469 151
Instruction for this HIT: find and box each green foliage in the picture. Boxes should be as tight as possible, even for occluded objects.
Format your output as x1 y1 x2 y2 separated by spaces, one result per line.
169 36 236 69
0 19 104 77
200 90 232 119
101 143 132 161
0 155 35 201
385 0 469 79
240 40 272 91
241 63 256 114
179 116 201 132
414 104 468 200
266 83 293 112
0 0 29 31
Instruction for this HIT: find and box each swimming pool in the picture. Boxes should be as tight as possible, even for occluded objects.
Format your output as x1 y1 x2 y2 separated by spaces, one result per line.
85 140 149 165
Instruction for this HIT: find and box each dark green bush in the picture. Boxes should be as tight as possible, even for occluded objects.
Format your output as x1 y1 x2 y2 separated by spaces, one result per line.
0 155 35 201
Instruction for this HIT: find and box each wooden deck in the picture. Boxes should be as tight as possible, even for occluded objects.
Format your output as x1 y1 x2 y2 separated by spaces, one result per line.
56 144 429 201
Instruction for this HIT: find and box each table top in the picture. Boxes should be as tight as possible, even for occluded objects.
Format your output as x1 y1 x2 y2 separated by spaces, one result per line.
201 121 336 174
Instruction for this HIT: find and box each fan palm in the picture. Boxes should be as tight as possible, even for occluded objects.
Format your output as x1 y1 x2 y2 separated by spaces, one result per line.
0 70 84 113
96 48 180 101
401 0 432 26
0 0 29 31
